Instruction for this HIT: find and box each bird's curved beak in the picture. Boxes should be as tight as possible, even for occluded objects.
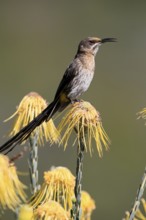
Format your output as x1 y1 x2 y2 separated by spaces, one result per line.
101 38 117 43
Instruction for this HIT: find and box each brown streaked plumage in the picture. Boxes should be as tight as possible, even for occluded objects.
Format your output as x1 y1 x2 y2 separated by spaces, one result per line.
0 37 116 154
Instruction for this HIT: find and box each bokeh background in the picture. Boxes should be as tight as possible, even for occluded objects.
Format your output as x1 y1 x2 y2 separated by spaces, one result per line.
1 1 146 219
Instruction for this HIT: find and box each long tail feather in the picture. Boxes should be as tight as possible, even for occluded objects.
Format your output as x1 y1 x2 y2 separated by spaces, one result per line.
0 100 60 154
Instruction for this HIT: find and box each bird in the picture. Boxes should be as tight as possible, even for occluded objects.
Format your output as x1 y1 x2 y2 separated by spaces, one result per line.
0 37 116 154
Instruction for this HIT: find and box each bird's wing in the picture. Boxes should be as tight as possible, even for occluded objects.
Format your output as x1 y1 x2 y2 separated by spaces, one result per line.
54 62 76 100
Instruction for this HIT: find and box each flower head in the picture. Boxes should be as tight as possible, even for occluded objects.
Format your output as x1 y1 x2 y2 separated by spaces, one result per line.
81 191 96 220
123 199 146 220
30 167 75 211
138 108 146 122
0 154 26 210
134 198 146 220
123 211 130 220
34 201 69 220
18 205 34 220
5 92 59 145
58 101 110 157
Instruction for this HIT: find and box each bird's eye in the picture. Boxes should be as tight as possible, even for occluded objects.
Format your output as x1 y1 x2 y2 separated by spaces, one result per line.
89 40 95 45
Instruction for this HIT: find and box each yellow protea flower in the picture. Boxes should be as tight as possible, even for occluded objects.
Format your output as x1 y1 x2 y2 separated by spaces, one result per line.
58 100 110 157
0 154 26 210
29 167 75 211
34 201 69 220
135 198 146 220
18 205 34 220
138 108 146 124
123 211 130 220
81 191 96 220
5 92 59 145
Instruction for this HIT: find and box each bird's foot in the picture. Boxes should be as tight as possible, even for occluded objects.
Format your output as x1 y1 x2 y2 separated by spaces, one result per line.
71 99 81 104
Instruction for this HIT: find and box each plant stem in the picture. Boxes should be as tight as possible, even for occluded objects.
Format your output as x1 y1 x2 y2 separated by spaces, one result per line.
72 137 85 220
128 167 146 220
28 132 39 194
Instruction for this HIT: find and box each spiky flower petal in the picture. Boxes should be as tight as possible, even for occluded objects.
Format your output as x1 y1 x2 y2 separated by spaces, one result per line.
30 167 75 211
122 211 130 220
58 101 110 157
138 108 146 121
34 201 69 220
5 92 59 145
0 154 26 210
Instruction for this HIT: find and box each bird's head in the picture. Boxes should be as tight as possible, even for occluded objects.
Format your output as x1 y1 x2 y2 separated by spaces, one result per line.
77 37 116 56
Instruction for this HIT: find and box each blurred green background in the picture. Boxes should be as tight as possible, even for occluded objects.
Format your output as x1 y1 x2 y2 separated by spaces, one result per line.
1 0 146 219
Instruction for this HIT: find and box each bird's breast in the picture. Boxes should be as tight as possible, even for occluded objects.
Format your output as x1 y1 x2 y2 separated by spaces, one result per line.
67 67 94 100
79 53 95 72
64 54 95 100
